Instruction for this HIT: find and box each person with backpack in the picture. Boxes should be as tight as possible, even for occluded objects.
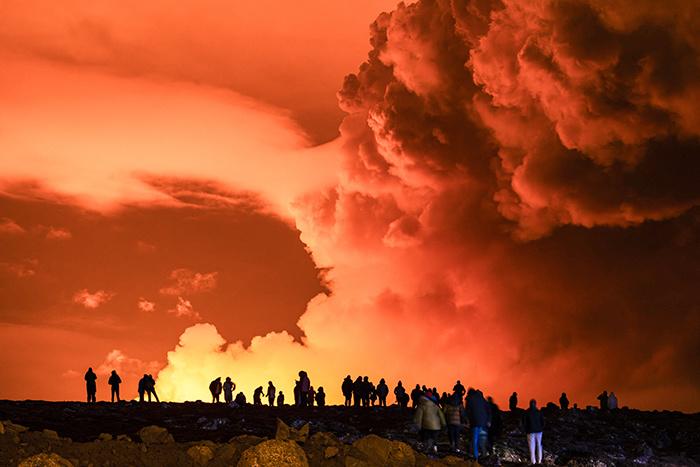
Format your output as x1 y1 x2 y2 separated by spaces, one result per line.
414 391 446 454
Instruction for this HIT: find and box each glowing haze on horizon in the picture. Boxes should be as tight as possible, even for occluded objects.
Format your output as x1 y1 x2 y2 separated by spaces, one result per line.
1 0 699 412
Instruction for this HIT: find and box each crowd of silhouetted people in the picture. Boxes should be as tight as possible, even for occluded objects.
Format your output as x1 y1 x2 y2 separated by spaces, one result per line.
83 367 622 463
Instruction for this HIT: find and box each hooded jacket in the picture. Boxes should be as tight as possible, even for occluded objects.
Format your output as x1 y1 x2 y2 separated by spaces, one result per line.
414 396 446 431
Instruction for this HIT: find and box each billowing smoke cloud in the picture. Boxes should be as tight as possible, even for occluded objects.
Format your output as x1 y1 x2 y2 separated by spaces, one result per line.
156 0 700 410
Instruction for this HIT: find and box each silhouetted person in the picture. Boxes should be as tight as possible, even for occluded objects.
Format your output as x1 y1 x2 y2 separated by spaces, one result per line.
509 391 518 411
453 380 466 402
253 386 264 405
414 391 445 454
597 390 608 410
298 371 311 407
361 376 371 407
138 374 147 402
234 392 246 405
523 399 544 464
316 387 326 407
108 370 121 402
440 391 449 408
608 392 618 410
376 378 389 407
370 381 377 406
394 381 408 408
444 393 465 452
146 374 159 402
277 391 285 406
342 375 353 406
559 392 569 410
352 376 363 407
308 386 316 407
265 381 276 406
223 377 236 403
210 377 223 403
487 396 502 455
411 384 422 408
84 368 97 403
466 389 490 461
293 380 301 406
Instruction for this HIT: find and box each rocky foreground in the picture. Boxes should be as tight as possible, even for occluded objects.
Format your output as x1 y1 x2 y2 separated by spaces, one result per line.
0 401 698 466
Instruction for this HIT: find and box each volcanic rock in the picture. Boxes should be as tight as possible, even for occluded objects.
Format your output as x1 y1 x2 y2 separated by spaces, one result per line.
277 418 310 443
18 453 74 466
187 444 215 465
137 425 174 444
351 434 415 466
237 439 309 466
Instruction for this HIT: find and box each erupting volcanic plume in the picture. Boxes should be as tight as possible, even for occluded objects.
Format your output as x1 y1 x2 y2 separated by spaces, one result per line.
0 0 698 412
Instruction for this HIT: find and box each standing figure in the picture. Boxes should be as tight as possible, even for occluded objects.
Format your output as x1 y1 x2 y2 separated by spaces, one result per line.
316 387 326 407
308 386 316 407
453 380 466 402
352 377 363 407
294 380 301 406
209 377 223 403
411 385 422 408
414 391 446 454
487 396 502 455
108 370 122 402
509 392 518 412
522 399 544 465
253 386 264 406
298 371 311 407
265 381 276 406
608 392 618 410
394 381 408 408
84 367 97 403
342 375 353 406
376 378 389 407
146 374 160 402
361 377 371 407
277 391 285 406
138 374 147 402
559 392 569 411
597 391 609 410
444 393 465 452
223 377 236 404
466 389 490 461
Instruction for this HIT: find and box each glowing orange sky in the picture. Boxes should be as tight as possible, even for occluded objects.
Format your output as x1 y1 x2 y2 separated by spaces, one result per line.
1 0 699 412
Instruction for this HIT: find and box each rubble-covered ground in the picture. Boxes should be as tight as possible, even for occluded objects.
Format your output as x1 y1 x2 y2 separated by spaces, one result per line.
0 400 698 466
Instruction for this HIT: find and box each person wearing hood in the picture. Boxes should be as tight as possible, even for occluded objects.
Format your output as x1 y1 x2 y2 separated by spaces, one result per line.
316 387 326 407
84 368 97 403
342 375 354 406
376 378 389 407
108 370 121 403
522 399 544 464
466 388 491 461
444 393 465 452
608 392 618 410
414 391 446 454
559 392 569 411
